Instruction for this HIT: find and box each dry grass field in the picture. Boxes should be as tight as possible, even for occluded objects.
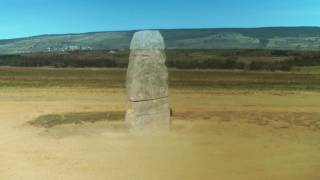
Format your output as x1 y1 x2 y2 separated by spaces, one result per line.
0 67 320 180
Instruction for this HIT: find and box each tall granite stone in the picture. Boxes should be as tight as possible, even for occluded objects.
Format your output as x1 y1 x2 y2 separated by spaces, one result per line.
125 30 170 132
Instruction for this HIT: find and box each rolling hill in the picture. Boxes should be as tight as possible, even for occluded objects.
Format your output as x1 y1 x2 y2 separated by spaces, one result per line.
1 27 320 54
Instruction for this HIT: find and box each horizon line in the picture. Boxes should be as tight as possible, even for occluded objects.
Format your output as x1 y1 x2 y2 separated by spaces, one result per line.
1 25 320 41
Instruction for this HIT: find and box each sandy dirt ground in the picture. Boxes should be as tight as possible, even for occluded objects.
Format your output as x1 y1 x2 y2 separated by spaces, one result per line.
0 88 320 180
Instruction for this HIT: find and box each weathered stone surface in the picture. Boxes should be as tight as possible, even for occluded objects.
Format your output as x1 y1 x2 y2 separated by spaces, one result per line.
130 31 165 50
125 30 170 132
125 98 170 131
126 31 168 102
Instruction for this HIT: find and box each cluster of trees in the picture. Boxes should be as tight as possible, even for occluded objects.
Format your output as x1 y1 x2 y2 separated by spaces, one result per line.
0 52 127 68
166 58 245 69
247 60 293 71
0 49 320 71
166 58 294 71
167 50 320 71
290 56 320 67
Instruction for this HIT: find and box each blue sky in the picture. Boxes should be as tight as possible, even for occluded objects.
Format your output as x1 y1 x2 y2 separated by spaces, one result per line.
0 0 320 39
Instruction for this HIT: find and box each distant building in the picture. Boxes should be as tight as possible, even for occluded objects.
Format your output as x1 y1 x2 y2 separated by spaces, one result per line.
108 50 117 54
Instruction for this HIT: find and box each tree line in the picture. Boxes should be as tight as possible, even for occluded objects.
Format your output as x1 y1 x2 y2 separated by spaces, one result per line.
0 50 319 71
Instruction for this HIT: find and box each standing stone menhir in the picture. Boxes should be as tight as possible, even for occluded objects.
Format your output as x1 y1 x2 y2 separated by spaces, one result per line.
125 30 170 132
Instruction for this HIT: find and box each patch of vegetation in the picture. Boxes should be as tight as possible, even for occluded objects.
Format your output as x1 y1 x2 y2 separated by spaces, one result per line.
300 66 320 74
1 49 320 71
1 67 320 91
29 111 125 128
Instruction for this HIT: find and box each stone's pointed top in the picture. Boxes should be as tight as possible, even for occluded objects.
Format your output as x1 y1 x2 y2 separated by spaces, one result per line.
130 30 165 50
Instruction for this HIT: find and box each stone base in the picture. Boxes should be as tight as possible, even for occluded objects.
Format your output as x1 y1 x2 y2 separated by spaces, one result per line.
125 98 170 132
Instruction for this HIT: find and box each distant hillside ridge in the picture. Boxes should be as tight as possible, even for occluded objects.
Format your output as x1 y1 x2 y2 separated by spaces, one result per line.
1 27 320 54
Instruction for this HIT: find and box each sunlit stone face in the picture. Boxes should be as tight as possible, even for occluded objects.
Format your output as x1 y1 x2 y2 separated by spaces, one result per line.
125 30 170 132
130 31 165 50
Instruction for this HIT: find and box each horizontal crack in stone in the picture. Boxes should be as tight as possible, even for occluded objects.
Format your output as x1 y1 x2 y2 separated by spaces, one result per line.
129 96 168 102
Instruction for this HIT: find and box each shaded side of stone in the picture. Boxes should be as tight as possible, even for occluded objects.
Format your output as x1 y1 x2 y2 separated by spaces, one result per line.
125 98 170 132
